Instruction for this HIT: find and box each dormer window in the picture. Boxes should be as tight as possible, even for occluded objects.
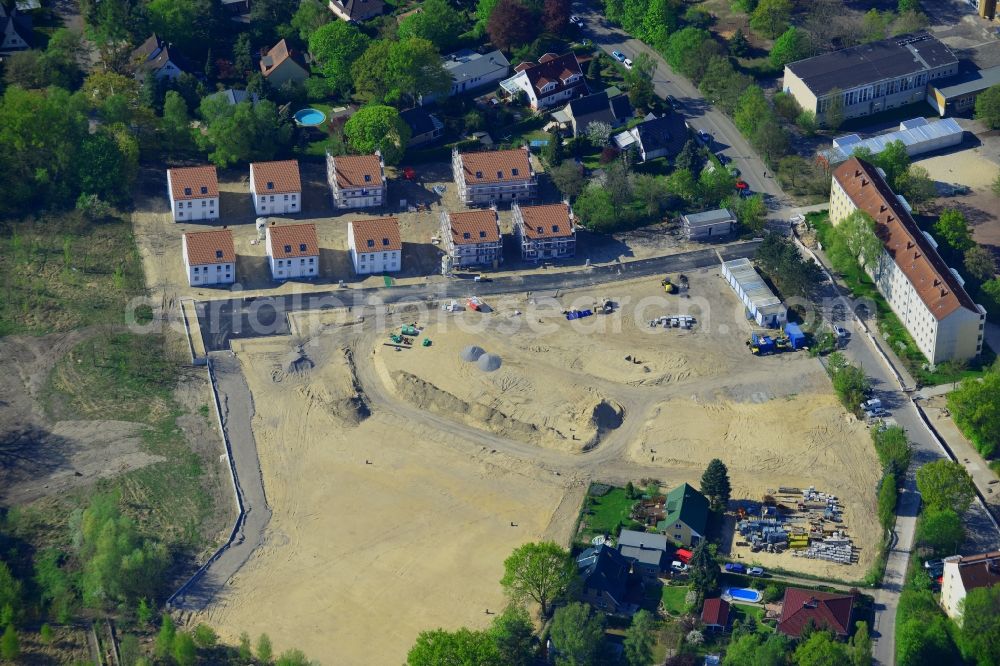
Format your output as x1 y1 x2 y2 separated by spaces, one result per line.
215 250 223 259
200 186 208 194
552 225 559 232
267 182 274 189
299 243 307 252
537 226 543 234
511 168 519 176
284 244 292 253
497 171 503 179
367 239 375 248
463 232 471 239
382 238 389 246
364 174 371 182
475 171 483 179
479 231 486 238
184 187 192 195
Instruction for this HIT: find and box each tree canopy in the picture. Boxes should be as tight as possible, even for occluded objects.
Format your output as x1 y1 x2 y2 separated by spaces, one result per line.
701 458 732 511
974 84 1000 130
549 602 606 666
750 0 792 38
398 0 467 51
499 541 574 616
309 22 371 96
197 96 293 167
916 508 964 556
352 38 450 106
916 460 976 514
947 370 1000 458
933 209 974 253
960 585 1000 666
770 26 812 68
343 105 410 165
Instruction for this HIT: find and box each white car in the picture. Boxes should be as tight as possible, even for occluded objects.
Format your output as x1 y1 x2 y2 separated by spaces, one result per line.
834 325 849 338
623 58 633 70
569 15 582 24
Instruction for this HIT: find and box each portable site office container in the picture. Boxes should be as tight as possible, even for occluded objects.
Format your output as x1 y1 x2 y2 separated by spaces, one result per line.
784 322 806 349
721 257 787 328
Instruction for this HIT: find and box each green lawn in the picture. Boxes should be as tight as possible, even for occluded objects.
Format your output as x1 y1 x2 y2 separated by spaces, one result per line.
730 602 771 632
577 486 640 544
660 584 689 615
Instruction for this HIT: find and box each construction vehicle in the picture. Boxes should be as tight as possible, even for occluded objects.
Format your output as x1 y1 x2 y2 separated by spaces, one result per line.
748 332 776 355
601 299 614 314
661 277 676 294
401 324 419 336
467 297 483 311
422 337 432 347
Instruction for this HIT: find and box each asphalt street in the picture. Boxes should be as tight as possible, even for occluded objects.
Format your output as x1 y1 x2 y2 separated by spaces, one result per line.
194 241 760 351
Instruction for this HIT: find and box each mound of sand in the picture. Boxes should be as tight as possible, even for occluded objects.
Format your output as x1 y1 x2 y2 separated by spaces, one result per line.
460 345 485 362
477 353 502 372
284 348 314 374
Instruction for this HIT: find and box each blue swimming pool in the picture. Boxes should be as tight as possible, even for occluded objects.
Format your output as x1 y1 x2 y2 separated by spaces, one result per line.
294 108 327 126
724 587 763 603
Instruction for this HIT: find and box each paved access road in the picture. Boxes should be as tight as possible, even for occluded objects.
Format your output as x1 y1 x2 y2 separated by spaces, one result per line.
195 241 761 351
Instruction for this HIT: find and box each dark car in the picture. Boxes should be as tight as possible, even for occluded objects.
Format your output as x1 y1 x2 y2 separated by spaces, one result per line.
725 562 746 574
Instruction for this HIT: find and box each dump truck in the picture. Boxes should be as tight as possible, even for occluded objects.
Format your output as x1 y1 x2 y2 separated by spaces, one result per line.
661 277 676 294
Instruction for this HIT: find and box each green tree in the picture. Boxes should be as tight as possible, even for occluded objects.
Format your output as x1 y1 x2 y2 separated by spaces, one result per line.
0 625 19 662
877 472 897 532
343 105 410 165
550 162 586 200
701 458 732 511
549 602 605 666
750 0 792 38
823 89 845 130
239 632 253 660
234 33 254 76
0 563 21 628
839 210 883 272
309 22 371 96
916 460 976 514
948 371 1000 458
257 633 274 663
161 90 193 154
964 246 997 283
898 0 920 11
730 28 750 56
666 168 699 205
172 632 197 666
916 508 964 555
974 85 1000 129
664 28 712 81
136 598 153 626
489 604 535 666
291 0 331 41
897 613 959 665
475 0 501 33
407 628 503 666
249 0 297 42
276 649 317 666
872 426 911 480
688 542 719 597
992 172 1000 198
849 621 872 666
399 0 467 51
543 131 564 167
625 53 656 110
873 139 911 188
729 193 767 234
193 624 218 649
197 97 293 167
624 609 655 666
770 26 812 68
895 165 936 207
794 631 850 666
675 140 704 175
831 361 871 411
352 38 450 106
146 0 213 54
39 623 54 645
155 614 176 660
699 164 736 207
861 8 891 43
500 541 574 616
699 56 753 115
934 209 974 252
751 119 789 165
960 585 1000 665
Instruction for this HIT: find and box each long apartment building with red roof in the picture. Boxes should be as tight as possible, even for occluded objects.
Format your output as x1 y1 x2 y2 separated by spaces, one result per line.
831 157 985 364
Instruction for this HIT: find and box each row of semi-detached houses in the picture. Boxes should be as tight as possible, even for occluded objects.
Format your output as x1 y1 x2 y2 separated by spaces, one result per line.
167 146 542 219
181 202 576 287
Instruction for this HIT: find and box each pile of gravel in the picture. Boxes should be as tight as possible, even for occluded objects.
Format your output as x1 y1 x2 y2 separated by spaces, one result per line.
477 353 502 372
460 345 486 362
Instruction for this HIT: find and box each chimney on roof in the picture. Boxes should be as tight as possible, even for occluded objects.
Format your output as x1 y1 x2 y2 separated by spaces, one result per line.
907 241 914 249
861 178 869 186
934 278 941 287
854 169 861 178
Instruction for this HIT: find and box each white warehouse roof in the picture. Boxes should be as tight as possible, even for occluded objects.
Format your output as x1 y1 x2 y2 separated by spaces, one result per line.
722 258 784 316
818 117 963 165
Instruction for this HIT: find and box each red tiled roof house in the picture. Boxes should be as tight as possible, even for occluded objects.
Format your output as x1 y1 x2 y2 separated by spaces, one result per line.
499 52 588 110
941 551 1000 622
182 229 235 287
512 202 576 261
327 152 386 209
250 160 301 216
265 222 319 280
348 217 401 275
701 598 730 632
167 166 219 222
440 209 502 268
451 147 536 207
259 39 309 88
777 588 855 638
831 157 985 364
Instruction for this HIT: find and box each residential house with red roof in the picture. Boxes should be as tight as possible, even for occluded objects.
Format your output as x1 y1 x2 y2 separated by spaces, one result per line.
941 551 1000 622
259 39 309 88
512 202 576 261
250 160 302 215
265 223 319 280
440 209 502 268
327 152 386 209
500 52 588 110
701 598 730 632
167 166 219 222
131 34 188 81
831 157 985 363
451 147 536 206
182 229 235 287
777 588 855 638
348 217 401 275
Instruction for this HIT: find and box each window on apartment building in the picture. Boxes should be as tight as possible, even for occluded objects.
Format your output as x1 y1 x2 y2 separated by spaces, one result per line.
193 267 199 273
217 265 222 271
187 201 193 208
277 260 284 266
291 194 297 200
178 212 184 218
309 268 314 274
284 195 288 201
309 258 314 263
225 274 230 279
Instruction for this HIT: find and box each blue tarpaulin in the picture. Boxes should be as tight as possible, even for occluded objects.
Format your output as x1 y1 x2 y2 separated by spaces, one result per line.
784 322 806 350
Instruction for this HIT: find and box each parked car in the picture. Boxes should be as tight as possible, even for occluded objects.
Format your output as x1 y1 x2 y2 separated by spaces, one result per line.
666 95 678 108
612 50 626 62
748 567 765 577
569 14 582 24
623 58 633 70
861 398 883 411
834 325 849 338
671 561 689 572
725 562 746 574
716 152 731 165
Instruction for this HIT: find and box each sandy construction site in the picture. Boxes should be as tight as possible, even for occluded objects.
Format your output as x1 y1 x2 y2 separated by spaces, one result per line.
195 271 882 661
